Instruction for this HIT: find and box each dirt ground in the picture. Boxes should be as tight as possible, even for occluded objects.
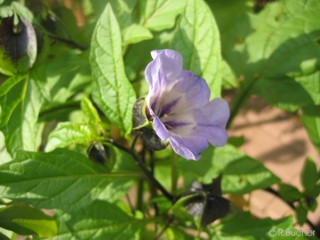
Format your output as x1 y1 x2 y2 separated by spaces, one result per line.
228 94 320 230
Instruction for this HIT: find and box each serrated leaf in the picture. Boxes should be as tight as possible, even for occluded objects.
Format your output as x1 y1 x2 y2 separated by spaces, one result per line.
81 97 105 136
81 97 102 125
123 24 153 45
45 122 95 152
50 200 147 240
140 0 186 31
301 157 318 195
210 212 309 240
1 66 47 154
172 0 222 97
90 4 136 135
0 203 56 237
0 149 141 210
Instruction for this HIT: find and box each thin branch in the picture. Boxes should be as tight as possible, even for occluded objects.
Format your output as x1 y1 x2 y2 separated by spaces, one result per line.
108 140 174 203
265 187 320 237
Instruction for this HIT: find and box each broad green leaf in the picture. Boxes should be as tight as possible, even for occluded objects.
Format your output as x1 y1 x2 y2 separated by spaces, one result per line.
0 149 141 210
178 145 280 194
0 131 11 165
91 4 136 135
278 183 303 203
0 75 26 128
45 122 95 152
123 24 153 45
0 203 56 237
172 0 222 97
50 200 147 240
301 158 318 195
302 105 320 152
1 66 47 154
210 212 313 240
220 60 238 89
46 51 92 104
140 0 186 31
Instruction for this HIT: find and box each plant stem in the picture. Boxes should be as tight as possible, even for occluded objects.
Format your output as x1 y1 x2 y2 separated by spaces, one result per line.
265 187 320 237
171 154 178 196
227 77 258 129
109 140 174 203
136 179 144 211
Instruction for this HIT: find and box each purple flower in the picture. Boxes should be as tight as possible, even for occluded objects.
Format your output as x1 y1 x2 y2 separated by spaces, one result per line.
145 49 229 160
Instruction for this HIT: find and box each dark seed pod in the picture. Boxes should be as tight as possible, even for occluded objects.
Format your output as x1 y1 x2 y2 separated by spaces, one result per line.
142 127 169 151
87 142 110 165
0 16 37 75
132 97 148 129
182 176 230 226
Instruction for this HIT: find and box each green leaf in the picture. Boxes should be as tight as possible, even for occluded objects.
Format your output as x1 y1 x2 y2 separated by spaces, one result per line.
46 51 92 104
0 203 56 237
50 200 147 240
0 131 12 165
0 149 141 210
1 66 47 154
302 105 320 152
178 145 280 194
220 60 238 89
278 183 303 202
45 122 95 152
81 97 105 136
301 157 318 195
140 0 186 31
211 212 312 240
213 145 280 194
123 24 153 45
296 202 308 226
172 0 222 97
90 4 136 135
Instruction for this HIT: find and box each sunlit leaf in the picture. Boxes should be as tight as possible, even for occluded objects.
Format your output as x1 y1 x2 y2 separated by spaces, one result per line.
0 149 141 210
0 203 56 237
173 0 222 97
90 4 136 135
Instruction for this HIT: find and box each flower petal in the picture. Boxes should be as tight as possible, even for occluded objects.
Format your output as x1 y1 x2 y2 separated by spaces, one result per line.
145 49 183 89
170 136 201 160
153 115 171 140
196 98 230 127
197 125 228 147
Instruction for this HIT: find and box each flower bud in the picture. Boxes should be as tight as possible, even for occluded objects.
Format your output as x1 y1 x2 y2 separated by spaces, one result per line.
132 97 148 129
181 177 230 226
142 127 168 151
0 16 37 76
87 142 115 170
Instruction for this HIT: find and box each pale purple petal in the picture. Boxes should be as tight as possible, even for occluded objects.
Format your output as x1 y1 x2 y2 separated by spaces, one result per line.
152 115 171 140
145 49 183 89
197 125 228 147
169 70 210 111
195 99 230 127
144 49 230 160
170 136 201 160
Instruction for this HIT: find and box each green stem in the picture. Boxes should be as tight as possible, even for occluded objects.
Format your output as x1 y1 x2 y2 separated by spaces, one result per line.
136 180 144 211
109 140 174 203
171 154 178 196
227 77 258 129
